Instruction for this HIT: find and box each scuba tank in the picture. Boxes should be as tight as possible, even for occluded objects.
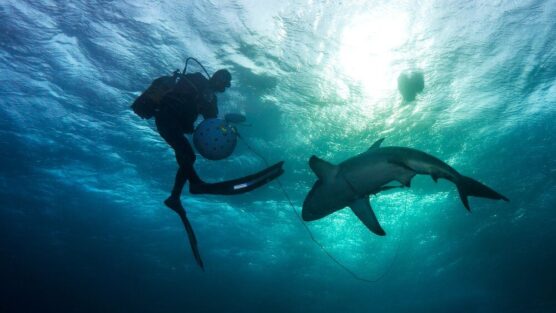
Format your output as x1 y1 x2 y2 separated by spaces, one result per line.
131 70 180 119
131 58 213 119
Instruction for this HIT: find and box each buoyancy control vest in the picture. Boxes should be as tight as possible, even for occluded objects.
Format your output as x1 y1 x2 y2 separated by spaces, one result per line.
164 72 217 121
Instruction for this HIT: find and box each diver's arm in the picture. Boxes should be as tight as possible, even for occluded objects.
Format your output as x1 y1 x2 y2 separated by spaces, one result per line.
201 96 218 119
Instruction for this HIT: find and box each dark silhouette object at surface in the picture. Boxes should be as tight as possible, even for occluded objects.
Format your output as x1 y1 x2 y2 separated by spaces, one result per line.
398 71 424 102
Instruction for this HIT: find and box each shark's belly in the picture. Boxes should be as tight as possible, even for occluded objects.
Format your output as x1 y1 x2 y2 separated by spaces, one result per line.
342 163 404 196
381 147 459 180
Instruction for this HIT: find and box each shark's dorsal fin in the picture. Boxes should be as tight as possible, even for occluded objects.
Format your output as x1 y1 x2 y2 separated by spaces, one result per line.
368 138 385 151
349 197 386 236
309 155 337 181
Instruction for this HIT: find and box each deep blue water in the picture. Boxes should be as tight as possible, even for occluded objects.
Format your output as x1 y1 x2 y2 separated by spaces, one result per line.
1 1 555 312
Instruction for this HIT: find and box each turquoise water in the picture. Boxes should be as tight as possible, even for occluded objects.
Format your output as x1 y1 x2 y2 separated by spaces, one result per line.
1 0 555 312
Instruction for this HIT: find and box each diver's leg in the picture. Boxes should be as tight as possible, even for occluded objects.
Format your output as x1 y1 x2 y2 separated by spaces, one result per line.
155 115 205 269
160 130 201 211
173 137 202 188
166 161 202 210
164 166 187 213
171 167 187 198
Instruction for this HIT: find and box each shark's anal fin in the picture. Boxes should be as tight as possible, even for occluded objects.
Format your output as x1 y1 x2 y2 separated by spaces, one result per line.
431 174 439 182
309 156 337 182
367 138 385 151
349 198 386 236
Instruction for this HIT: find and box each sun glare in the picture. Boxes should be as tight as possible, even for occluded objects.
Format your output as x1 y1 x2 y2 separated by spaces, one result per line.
338 10 409 100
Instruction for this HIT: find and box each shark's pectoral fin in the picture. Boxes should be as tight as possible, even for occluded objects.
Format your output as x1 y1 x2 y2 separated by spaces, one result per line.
309 156 338 182
349 198 386 236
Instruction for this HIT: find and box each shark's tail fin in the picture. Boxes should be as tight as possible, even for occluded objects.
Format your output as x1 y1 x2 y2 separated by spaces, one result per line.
456 175 509 211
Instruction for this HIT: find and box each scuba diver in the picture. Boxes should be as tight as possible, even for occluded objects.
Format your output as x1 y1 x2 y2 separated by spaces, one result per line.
131 58 284 269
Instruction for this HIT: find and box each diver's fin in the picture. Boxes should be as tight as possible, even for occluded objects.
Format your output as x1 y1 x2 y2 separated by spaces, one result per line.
309 155 337 182
178 211 204 270
349 197 386 236
164 201 204 270
368 138 385 151
190 161 284 196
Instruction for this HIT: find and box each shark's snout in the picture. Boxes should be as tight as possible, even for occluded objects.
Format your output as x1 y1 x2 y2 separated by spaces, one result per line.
301 210 312 221
302 190 337 221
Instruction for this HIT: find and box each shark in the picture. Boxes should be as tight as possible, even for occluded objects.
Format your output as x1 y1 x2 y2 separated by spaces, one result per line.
302 138 509 236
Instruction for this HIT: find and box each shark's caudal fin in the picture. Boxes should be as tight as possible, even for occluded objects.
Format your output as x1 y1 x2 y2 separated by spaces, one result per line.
309 155 338 182
456 175 509 211
349 198 386 236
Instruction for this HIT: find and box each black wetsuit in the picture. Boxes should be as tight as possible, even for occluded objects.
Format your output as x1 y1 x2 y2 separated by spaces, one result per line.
152 71 283 270
155 72 284 198
155 73 217 194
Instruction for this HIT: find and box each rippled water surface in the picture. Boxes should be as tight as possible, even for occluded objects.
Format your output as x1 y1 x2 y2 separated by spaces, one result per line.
1 1 555 312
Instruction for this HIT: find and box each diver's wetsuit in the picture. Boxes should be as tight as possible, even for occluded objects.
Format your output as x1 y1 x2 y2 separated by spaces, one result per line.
153 73 219 270
153 71 284 270
155 72 284 197
155 73 217 197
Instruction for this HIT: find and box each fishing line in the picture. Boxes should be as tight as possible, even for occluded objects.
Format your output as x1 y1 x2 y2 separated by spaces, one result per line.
237 134 408 283
171 57 407 279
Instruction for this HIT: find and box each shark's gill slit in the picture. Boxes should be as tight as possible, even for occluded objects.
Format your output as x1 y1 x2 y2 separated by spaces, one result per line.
239 135 406 283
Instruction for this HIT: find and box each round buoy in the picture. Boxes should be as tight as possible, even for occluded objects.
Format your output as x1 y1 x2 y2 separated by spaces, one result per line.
398 70 424 102
193 118 238 160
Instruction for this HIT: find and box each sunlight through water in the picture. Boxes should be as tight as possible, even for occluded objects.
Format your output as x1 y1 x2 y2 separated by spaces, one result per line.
339 10 410 102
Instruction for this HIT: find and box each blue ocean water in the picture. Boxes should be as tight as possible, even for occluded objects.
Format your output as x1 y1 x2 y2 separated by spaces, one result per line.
1 0 555 312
